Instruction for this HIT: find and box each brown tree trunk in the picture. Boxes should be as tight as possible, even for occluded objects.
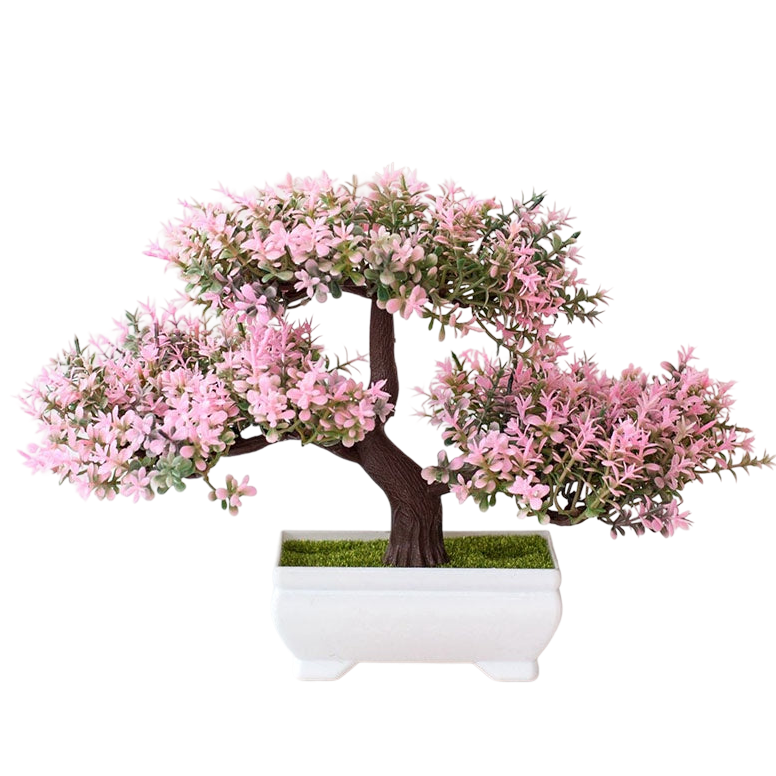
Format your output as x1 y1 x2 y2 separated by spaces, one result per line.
361 298 449 566
356 425 448 566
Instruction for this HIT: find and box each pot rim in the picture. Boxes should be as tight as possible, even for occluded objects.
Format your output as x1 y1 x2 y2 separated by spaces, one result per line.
273 530 561 592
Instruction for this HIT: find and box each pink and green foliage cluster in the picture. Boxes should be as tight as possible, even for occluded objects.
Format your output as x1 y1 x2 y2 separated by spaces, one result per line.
21 303 391 507
146 168 603 358
421 347 771 537
21 168 772 533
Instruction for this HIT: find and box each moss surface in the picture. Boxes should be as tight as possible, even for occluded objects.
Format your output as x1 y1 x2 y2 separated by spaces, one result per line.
279 534 554 569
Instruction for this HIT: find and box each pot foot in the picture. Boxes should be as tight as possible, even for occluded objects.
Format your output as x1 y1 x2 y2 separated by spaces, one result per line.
297 659 356 681
475 660 539 681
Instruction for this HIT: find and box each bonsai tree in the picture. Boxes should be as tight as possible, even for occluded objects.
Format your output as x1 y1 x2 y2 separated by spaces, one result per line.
21 168 772 566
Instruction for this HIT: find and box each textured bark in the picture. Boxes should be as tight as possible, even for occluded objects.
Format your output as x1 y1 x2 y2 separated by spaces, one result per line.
356 426 448 566
228 432 362 464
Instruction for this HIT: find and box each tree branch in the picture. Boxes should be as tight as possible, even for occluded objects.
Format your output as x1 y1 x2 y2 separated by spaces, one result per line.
279 280 370 309
427 481 451 498
225 429 362 465
340 282 370 299
318 441 362 464
226 434 279 457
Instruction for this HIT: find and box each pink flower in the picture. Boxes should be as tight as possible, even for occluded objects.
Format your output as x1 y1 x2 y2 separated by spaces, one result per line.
331 221 359 248
677 345 696 368
637 499 692 537
385 284 428 319
508 476 549 511
287 224 315 262
124 413 154 450
68 474 94 504
242 227 266 255
230 284 269 318
264 221 290 261
294 269 328 300
402 285 428 319
451 475 470 504
121 468 153 503
96 440 132 478
211 474 257 516
16 437 56 479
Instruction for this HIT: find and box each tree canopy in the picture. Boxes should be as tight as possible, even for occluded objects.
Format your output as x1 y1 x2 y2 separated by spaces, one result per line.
22 168 771 553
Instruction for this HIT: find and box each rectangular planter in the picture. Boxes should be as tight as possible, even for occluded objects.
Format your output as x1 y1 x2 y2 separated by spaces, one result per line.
272 530 562 681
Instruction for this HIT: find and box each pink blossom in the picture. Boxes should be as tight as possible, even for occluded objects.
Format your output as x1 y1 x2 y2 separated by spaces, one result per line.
450 475 470 504
16 437 58 478
385 284 428 319
96 440 133 479
264 221 290 261
294 269 318 297
287 224 315 262
75 470 96 500
508 476 550 510
231 284 270 319
122 468 153 503
211 474 257 516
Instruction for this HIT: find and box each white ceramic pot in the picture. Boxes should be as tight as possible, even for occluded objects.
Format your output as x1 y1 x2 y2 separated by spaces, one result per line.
272 530 562 681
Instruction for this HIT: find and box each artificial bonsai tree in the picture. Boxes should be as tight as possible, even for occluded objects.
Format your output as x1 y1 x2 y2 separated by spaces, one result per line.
21 168 772 566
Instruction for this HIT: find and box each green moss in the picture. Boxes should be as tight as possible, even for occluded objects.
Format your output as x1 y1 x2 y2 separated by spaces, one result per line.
279 534 554 569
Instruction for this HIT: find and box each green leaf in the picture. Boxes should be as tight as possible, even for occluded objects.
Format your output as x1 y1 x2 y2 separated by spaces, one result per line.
584 506 603 519
178 459 195 477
